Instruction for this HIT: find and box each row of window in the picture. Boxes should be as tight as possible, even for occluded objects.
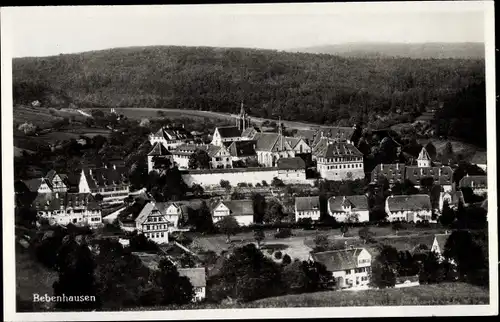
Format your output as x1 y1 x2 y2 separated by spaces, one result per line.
319 157 362 163
215 157 230 162
145 232 165 238
354 267 370 273
145 224 168 230
322 163 362 170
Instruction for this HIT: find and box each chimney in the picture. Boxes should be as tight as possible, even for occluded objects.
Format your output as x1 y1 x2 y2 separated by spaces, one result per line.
56 192 59 199
439 168 442 176
89 169 92 176
113 164 117 170
381 163 384 171
396 163 399 170
420 168 423 176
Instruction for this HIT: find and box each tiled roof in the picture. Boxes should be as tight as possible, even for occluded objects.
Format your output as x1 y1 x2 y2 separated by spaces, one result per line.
82 166 129 190
313 140 363 158
312 127 355 147
151 126 193 141
405 166 453 186
277 157 305 170
215 200 254 216
418 147 431 161
311 248 368 272
241 127 259 139
328 195 368 212
371 163 406 183
386 194 432 212
441 191 464 207
228 140 257 157
22 178 47 192
459 175 487 189
206 145 227 158
135 201 181 225
33 192 100 211
172 144 209 156
178 267 206 287
253 132 280 151
285 137 301 149
148 142 171 156
294 129 317 143
217 126 241 138
295 196 320 212
45 170 57 182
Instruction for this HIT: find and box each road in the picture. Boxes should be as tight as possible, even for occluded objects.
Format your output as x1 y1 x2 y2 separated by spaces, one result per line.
83 107 344 131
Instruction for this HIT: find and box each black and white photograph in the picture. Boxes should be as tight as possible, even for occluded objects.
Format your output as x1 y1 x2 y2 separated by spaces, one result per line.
1 1 497 320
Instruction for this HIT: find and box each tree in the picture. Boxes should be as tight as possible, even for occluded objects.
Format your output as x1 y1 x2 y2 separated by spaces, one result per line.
418 251 443 285
443 230 487 284
254 229 265 248
251 193 267 224
18 122 37 135
152 156 172 173
340 224 349 237
213 244 283 302
282 254 292 265
189 149 211 169
191 183 204 197
53 237 99 310
139 118 150 127
191 201 214 233
358 227 374 244
220 179 231 191
391 179 419 195
274 251 283 260
271 177 285 187
313 235 330 252
129 233 159 252
217 216 240 243
439 201 456 229
152 259 194 305
264 200 284 224
370 246 399 289
261 180 269 187
345 212 360 224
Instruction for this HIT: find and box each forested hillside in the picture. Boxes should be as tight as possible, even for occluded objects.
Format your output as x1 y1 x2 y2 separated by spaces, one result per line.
13 46 484 127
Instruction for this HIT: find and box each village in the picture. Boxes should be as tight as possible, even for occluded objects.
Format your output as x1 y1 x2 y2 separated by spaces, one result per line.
13 101 489 308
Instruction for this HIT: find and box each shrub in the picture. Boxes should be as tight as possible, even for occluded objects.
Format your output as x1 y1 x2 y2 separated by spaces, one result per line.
274 228 292 239
274 251 283 260
18 122 37 135
266 249 274 255
237 182 248 187
255 183 262 187
261 180 268 187
282 254 292 265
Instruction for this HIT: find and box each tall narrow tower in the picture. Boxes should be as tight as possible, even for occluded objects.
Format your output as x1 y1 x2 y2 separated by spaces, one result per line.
237 101 248 131
278 116 284 151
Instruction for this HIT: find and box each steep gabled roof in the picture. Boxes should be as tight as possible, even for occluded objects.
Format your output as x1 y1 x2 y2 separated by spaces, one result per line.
329 195 369 212
135 201 181 225
311 248 368 272
253 132 279 151
33 192 99 211
418 147 431 161
433 234 449 252
387 194 432 212
228 140 257 157
217 126 242 138
241 127 260 139
277 157 305 170
148 142 171 156
312 127 355 147
45 170 57 182
294 129 317 143
470 151 487 165
371 163 406 183
295 196 320 212
285 137 301 149
215 200 254 216
82 166 129 190
22 178 49 192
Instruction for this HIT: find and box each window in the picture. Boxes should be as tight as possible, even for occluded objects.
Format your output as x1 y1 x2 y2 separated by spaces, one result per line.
161 232 164 237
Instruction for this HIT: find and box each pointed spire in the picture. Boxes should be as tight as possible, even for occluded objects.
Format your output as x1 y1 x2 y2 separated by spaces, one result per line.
418 147 431 161
278 116 283 151
240 100 245 116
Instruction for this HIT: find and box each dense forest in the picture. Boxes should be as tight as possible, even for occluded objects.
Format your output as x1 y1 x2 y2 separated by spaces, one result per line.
434 81 487 148
13 46 484 128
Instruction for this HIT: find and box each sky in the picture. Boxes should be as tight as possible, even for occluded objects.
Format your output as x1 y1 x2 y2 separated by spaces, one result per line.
4 2 487 58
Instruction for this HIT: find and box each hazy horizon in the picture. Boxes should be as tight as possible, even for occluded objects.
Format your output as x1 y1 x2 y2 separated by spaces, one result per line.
4 3 486 58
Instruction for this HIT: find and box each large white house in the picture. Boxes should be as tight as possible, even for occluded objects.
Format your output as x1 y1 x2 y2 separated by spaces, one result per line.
171 144 233 170
310 248 372 289
295 196 321 222
149 124 194 151
313 139 365 181
385 194 432 222
277 157 306 182
211 199 254 226
328 195 370 222
33 192 102 227
78 164 130 204
147 142 173 173
22 177 53 194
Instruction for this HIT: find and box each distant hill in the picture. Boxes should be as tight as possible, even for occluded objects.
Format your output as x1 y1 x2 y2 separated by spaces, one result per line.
290 42 485 59
12 45 485 127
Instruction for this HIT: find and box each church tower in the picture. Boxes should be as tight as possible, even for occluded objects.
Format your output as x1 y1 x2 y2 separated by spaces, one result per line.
236 101 250 131
417 147 431 168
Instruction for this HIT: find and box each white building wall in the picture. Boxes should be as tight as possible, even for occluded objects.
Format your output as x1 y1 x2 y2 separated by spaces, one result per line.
329 210 369 223
295 210 320 222
182 169 314 188
317 163 365 181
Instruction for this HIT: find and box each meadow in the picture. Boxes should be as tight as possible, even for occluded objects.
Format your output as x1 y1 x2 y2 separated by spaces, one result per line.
125 283 489 310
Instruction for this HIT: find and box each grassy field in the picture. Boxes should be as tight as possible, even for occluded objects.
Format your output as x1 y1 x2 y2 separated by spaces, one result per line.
13 106 64 129
125 283 489 310
417 138 482 160
16 244 58 311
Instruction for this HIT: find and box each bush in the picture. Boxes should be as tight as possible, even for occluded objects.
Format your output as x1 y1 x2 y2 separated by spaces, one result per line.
261 180 268 187
266 249 274 255
18 122 37 135
274 228 292 239
255 183 262 187
282 254 292 265
237 182 248 187
274 251 283 260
